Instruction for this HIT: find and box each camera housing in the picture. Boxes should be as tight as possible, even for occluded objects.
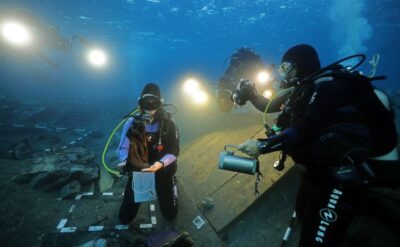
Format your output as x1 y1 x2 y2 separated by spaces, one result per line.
231 79 256 106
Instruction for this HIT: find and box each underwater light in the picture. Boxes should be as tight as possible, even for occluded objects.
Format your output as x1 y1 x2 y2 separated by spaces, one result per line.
87 48 107 67
193 90 208 104
1 21 32 46
183 78 200 94
257 71 271 84
263 89 273 99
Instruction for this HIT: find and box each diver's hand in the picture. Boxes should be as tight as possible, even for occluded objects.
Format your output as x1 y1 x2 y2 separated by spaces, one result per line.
141 161 164 172
238 139 261 158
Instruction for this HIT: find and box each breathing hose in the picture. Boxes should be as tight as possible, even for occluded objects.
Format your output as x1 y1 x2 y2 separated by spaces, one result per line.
262 87 294 126
101 108 139 177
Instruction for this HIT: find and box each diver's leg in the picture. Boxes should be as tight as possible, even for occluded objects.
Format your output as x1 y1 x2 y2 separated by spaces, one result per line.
295 171 313 222
119 176 140 224
298 184 355 247
156 172 178 220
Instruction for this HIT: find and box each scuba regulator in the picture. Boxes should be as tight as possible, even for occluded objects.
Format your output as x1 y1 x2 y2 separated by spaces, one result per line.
131 112 153 125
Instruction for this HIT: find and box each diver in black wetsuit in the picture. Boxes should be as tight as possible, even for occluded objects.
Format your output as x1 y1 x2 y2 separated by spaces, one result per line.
217 48 267 112
238 44 399 246
0 9 72 69
117 83 179 224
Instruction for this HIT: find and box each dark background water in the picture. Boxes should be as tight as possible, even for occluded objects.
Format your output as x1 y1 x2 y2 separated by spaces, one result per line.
0 0 399 105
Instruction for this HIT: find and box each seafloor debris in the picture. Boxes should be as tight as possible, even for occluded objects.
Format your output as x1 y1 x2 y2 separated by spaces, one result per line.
201 196 215 210
12 147 99 198
9 139 34 160
60 180 81 198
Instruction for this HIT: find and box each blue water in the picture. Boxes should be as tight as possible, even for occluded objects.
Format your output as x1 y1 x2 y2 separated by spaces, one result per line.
0 2 399 245
0 0 399 102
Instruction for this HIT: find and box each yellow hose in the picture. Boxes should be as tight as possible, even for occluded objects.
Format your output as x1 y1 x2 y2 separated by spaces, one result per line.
101 108 139 176
262 87 293 125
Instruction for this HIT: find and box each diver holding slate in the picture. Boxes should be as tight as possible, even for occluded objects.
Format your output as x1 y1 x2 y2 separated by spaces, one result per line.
117 83 180 224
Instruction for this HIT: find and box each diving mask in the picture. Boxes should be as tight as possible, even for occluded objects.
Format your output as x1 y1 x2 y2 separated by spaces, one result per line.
142 99 161 111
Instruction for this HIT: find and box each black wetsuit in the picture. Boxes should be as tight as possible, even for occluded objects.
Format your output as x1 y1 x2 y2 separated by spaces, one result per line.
252 77 397 246
119 114 180 224
283 79 369 247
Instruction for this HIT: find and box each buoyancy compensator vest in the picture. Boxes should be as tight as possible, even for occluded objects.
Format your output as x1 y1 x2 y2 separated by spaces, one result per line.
309 69 397 158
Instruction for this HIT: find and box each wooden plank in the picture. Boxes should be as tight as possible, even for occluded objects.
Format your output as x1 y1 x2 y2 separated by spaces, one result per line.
178 115 294 232
178 124 264 200
202 151 293 232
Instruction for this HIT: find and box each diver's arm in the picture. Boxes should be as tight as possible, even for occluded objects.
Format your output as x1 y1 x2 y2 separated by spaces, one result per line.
249 93 270 112
240 81 349 157
238 128 298 157
159 154 176 167
116 117 133 162
258 128 298 154
160 118 180 167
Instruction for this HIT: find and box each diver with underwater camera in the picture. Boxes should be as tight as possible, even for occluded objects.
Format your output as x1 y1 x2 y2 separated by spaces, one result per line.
219 44 400 246
216 47 273 112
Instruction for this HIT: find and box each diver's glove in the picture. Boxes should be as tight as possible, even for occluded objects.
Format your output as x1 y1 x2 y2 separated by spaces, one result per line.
239 128 298 157
238 139 262 158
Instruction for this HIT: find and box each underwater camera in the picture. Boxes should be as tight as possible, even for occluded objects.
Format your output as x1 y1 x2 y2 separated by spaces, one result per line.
218 145 259 175
217 79 256 112
231 79 256 106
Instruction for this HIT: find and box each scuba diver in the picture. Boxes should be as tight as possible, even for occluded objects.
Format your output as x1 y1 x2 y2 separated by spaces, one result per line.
0 9 72 69
117 83 180 224
237 44 399 246
217 47 270 112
